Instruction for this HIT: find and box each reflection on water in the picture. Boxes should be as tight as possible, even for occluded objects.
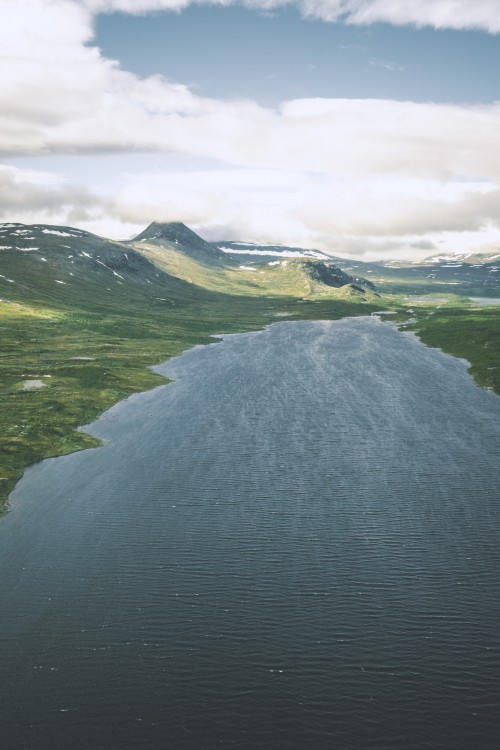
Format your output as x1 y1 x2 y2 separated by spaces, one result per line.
1 318 500 749
470 297 500 306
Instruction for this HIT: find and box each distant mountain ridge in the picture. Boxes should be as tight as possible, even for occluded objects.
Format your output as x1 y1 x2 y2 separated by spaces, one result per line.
4 221 500 298
419 250 500 266
214 234 500 296
0 221 378 305
10 218 500 300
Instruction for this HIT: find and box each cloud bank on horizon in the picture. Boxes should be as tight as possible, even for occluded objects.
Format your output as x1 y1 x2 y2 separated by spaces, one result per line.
2 0 500 259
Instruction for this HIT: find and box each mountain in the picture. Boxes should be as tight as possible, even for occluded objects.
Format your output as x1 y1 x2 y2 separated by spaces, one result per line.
129 223 376 298
215 237 500 297
131 222 228 266
7 220 500 301
367 252 500 296
301 260 375 292
0 221 211 311
420 250 500 265
0 221 377 307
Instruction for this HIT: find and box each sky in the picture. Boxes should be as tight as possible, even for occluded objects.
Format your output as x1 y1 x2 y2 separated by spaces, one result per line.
2 0 500 260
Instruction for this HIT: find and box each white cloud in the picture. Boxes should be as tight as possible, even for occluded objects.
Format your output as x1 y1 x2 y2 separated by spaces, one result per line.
5 161 500 259
2 1 500 181
108 169 500 235
294 179 500 236
2 0 500 259
328 0 500 33
0 165 101 223
81 0 500 33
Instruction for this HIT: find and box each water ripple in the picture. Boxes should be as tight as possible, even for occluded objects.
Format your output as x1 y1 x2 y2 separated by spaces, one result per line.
1 317 500 749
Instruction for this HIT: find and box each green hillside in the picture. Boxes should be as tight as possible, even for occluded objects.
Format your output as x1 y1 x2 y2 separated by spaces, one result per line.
128 222 377 300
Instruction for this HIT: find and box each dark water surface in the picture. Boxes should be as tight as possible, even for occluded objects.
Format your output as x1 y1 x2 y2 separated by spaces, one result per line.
1 318 500 749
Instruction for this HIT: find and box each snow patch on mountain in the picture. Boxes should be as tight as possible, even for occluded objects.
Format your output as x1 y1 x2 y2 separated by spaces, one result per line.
42 229 74 237
219 246 330 260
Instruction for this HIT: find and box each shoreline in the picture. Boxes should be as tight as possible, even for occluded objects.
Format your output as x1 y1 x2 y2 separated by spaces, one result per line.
5 307 500 516
1 300 381 514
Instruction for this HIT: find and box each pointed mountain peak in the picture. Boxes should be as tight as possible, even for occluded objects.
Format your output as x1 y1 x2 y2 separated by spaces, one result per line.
133 221 206 246
131 221 228 265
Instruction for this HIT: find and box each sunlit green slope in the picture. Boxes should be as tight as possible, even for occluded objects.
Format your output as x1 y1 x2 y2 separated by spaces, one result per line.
129 222 377 301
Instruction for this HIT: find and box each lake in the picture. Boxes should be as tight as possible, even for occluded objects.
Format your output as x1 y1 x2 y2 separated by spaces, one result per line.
1 317 499 749
470 297 500 306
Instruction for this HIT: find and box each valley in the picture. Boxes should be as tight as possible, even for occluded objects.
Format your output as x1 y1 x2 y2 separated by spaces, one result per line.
1 220 499 511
